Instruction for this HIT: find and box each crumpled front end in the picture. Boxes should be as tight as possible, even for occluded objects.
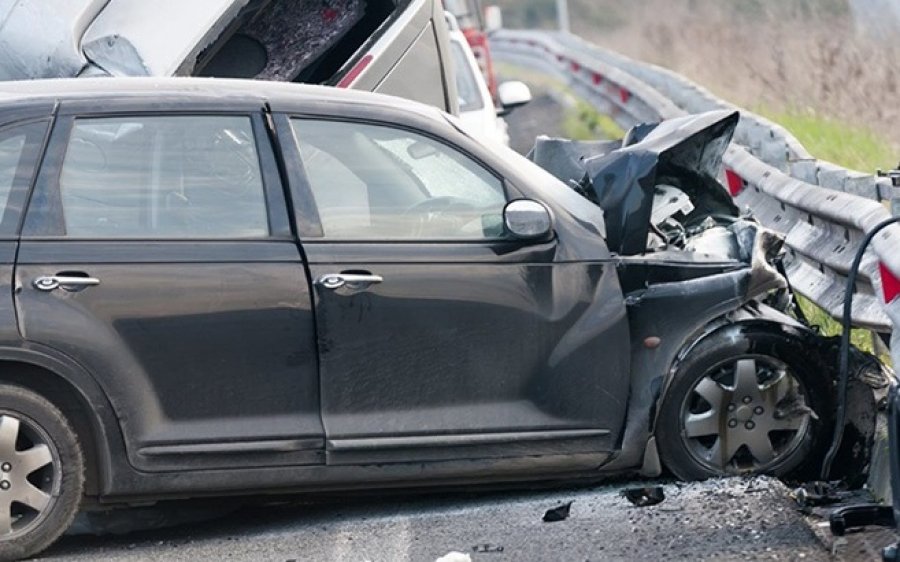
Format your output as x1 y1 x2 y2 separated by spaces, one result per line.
527 109 886 482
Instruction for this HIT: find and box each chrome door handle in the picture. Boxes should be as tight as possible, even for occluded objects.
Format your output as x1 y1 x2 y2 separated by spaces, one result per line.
316 273 383 291
34 275 101 292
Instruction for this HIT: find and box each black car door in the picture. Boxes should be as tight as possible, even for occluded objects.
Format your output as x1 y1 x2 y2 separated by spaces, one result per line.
278 113 631 466
14 105 324 472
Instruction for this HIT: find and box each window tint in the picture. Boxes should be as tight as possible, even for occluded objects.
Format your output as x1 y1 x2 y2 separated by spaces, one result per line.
0 121 46 235
291 119 506 240
55 116 268 239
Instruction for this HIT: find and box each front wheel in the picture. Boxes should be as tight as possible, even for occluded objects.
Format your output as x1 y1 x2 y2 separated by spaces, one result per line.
655 328 832 481
0 384 84 561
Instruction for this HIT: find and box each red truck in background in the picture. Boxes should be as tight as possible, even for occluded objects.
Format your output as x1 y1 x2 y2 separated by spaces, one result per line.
444 0 498 100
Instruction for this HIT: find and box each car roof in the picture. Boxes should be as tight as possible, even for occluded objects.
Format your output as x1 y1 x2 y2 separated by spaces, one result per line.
0 77 447 121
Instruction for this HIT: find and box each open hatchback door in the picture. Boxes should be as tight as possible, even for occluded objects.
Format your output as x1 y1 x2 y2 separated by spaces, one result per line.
0 0 458 113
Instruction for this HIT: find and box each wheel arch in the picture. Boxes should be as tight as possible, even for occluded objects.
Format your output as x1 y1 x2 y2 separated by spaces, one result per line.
636 303 833 477
654 305 824 432
0 346 125 498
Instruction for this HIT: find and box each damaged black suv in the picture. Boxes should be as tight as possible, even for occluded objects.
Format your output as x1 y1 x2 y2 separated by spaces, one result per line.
0 78 885 560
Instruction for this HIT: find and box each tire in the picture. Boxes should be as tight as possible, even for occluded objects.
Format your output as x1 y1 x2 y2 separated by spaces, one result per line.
655 327 832 481
0 384 83 561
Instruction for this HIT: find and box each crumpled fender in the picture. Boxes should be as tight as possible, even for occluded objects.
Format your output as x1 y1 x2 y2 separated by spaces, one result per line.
640 303 883 482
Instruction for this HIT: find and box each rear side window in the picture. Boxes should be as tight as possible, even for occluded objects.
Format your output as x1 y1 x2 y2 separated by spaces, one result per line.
0 121 47 236
33 115 269 239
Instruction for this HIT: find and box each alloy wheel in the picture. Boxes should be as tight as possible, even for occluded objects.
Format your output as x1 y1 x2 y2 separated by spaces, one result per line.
679 355 811 474
0 412 59 539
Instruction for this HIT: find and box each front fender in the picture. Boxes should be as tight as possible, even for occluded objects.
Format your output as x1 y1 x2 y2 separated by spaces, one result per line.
602 267 753 472
645 303 880 483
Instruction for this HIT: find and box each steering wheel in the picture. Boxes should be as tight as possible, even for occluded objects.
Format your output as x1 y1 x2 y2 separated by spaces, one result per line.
203 130 259 195
402 196 480 238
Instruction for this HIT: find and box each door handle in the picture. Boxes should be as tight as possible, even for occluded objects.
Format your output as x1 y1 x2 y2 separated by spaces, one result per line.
34 275 101 292
316 273 383 291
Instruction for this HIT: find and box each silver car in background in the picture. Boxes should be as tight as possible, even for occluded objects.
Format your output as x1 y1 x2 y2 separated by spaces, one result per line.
0 0 459 113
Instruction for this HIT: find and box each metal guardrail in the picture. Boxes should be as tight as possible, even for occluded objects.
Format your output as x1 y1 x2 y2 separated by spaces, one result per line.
491 30 900 366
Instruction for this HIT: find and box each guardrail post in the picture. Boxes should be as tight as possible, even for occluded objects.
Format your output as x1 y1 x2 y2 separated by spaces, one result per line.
790 160 817 184
556 0 570 33
877 168 900 216
893 182 900 218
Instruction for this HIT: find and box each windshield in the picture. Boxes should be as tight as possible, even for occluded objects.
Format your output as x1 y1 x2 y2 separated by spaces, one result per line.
450 39 485 112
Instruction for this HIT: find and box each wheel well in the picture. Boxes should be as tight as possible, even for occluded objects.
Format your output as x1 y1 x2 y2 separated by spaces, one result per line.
655 318 817 427
671 318 814 378
0 362 103 496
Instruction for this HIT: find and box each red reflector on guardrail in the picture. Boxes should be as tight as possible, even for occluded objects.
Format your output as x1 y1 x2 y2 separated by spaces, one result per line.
880 262 900 303
336 54 373 88
592 73 603 85
725 169 744 197
619 88 631 103
571 61 580 72
557 55 565 63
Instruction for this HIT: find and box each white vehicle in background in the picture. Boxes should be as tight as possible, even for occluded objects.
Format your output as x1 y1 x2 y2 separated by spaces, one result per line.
445 13 531 145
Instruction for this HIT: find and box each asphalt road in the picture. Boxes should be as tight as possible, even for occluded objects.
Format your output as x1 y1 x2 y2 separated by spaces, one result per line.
39 477 830 562
505 91 567 155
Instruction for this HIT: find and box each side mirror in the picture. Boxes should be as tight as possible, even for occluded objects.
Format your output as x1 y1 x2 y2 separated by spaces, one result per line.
497 81 532 116
504 199 552 239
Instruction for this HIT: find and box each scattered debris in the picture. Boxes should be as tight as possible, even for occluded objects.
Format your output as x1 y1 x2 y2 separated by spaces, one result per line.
791 481 853 508
435 552 472 562
472 543 504 553
622 487 666 507
542 501 573 522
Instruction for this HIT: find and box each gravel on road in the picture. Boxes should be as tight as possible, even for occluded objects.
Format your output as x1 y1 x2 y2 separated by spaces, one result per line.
41 476 829 562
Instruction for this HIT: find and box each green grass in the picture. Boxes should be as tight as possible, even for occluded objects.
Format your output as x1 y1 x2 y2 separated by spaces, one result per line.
796 295 872 349
795 295 892 365
562 101 625 141
755 106 897 173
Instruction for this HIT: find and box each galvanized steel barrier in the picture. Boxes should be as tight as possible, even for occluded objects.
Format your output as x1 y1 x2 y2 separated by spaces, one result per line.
491 29 900 366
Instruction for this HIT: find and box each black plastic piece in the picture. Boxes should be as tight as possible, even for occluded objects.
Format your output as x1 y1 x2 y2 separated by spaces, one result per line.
829 504 895 536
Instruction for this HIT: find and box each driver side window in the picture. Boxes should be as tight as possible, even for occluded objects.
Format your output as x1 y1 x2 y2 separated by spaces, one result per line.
290 119 507 240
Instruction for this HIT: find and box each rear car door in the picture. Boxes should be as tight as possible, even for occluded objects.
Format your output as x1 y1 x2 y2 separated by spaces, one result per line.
15 104 323 472
279 113 630 466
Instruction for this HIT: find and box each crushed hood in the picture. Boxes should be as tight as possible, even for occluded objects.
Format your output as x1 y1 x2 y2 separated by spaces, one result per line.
531 110 741 256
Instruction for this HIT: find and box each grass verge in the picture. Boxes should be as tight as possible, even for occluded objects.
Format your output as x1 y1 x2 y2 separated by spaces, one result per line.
563 101 625 141
755 106 897 173
796 295 892 365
